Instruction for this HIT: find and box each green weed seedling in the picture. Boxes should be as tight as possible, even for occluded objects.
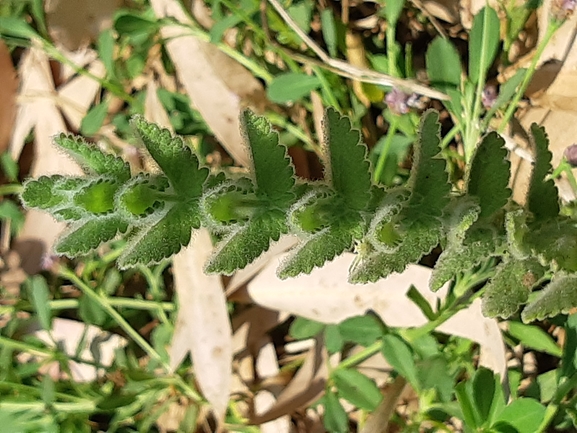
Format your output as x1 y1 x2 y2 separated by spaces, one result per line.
20 107 577 322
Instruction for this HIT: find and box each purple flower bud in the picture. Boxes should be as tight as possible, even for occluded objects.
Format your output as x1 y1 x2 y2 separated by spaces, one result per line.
482 85 498 109
385 88 411 115
564 143 577 167
562 0 577 11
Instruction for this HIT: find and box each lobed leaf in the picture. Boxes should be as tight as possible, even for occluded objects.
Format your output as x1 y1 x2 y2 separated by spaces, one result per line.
323 108 372 211
350 221 442 283
406 110 450 219
132 116 208 197
527 124 559 221
241 110 295 207
526 219 577 272
278 220 359 279
466 132 511 219
21 176 88 221
482 257 546 318
522 274 577 322
115 174 170 219
118 202 202 269
432 230 502 291
204 210 287 275
73 179 120 215
54 134 130 181
55 215 129 257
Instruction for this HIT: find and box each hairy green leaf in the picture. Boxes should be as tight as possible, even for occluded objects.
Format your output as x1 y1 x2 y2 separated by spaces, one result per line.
73 179 119 215
522 274 577 322
526 219 577 272
467 132 511 219
278 220 358 279
21 176 88 220
482 257 545 318
527 124 559 221
323 108 371 211
205 210 287 275
469 7 500 85
350 221 441 283
118 202 201 269
116 174 170 219
54 134 130 181
55 215 129 257
132 116 208 197
241 110 295 206
406 110 450 218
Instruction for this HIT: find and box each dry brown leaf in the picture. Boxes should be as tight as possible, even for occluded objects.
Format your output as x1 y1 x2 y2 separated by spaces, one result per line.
248 255 444 326
252 335 328 424
57 59 106 130
10 46 83 273
247 253 507 378
171 229 232 421
0 40 18 154
45 0 120 50
144 79 173 129
150 0 268 167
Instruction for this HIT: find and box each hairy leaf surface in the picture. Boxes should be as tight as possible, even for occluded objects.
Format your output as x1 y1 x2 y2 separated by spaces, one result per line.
350 222 441 283
482 258 545 318
118 202 202 269
323 108 371 211
21 176 89 220
522 274 577 322
55 134 130 181
467 132 510 219
527 124 559 221
278 220 359 279
241 110 295 206
132 116 208 197
55 216 129 256
526 220 577 272
205 211 287 275
406 110 450 219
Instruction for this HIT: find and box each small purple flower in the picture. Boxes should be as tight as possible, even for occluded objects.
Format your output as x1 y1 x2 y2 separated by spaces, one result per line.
562 0 577 11
482 85 498 109
385 88 411 115
564 143 577 167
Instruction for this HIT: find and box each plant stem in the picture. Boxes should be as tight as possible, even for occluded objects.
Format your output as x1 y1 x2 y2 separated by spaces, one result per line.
48 298 175 312
56 265 202 401
57 266 168 368
0 184 23 196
